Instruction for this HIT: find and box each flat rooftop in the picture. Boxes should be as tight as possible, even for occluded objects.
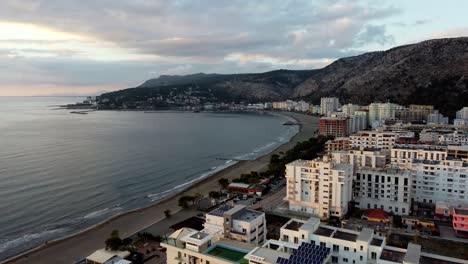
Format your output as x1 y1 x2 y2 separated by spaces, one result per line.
208 205 234 217
249 247 290 264
190 231 210 240
332 230 358 242
236 209 263 222
313 227 334 237
380 249 406 263
371 238 383 247
284 220 304 231
420 256 462 264
453 208 468 216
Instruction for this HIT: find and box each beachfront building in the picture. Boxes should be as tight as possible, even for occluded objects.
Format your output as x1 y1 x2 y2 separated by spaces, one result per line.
162 227 256 264
285 156 353 219
204 205 266 246
350 131 399 150
321 97 340 117
85 249 131 264
354 167 411 215
319 116 349 138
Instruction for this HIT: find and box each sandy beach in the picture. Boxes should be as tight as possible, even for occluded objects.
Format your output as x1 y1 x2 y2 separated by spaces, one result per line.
2 111 319 264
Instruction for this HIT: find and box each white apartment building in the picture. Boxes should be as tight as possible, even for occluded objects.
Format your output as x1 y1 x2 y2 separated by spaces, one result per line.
280 217 385 264
410 159 468 205
454 119 468 126
354 168 411 215
390 145 448 169
368 103 398 125
341 103 360 116
348 114 368 134
350 131 399 150
321 97 340 117
456 107 468 120
285 157 353 219
427 110 449 125
277 217 467 264
439 131 468 145
204 205 266 246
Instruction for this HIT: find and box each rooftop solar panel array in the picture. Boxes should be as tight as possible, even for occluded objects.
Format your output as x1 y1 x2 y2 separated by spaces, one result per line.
276 242 331 264
207 205 234 216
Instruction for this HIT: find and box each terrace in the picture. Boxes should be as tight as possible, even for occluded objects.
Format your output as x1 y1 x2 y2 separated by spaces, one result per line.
284 220 304 231
371 238 383 247
332 230 358 242
380 248 406 263
313 227 334 237
205 245 247 263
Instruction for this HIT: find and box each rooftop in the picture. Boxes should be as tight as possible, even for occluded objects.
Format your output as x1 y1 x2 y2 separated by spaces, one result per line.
208 205 234 217
332 230 358 242
189 231 210 240
236 209 263 222
313 227 334 237
248 247 291 264
453 208 468 216
420 256 464 264
380 248 406 263
284 220 304 231
371 238 383 247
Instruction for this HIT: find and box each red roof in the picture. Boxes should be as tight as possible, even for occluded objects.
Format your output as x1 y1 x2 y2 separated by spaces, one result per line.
365 209 389 220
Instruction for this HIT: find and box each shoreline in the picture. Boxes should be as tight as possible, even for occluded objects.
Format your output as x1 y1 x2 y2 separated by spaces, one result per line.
2 111 319 264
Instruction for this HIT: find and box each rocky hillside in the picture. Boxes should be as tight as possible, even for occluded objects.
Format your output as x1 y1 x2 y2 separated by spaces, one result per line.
102 37 468 116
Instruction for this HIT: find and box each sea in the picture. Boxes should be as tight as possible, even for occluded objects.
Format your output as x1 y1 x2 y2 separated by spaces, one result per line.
0 96 299 260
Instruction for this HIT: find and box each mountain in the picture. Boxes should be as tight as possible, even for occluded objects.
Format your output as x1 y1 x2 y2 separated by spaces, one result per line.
100 37 468 116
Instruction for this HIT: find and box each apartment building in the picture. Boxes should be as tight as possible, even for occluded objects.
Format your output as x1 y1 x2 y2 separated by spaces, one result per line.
427 110 449 125
456 106 468 120
348 114 368 134
350 131 399 150
452 207 468 238
354 168 411 215
390 145 447 169
325 137 351 153
331 149 388 170
341 103 361 116
410 159 468 205
368 103 398 125
321 97 340 117
319 117 349 138
162 227 257 264
285 157 353 219
277 217 467 264
204 205 266 246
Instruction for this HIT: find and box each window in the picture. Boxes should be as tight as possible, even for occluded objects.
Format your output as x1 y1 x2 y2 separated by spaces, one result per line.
360 256 363 261
332 256 338 263
320 242 326 247
343 258 349 263
333 245 339 252
360 246 363 251
344 246 349 251
371 252 377 260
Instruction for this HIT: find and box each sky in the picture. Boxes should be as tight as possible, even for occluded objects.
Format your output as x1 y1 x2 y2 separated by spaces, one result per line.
0 0 467 96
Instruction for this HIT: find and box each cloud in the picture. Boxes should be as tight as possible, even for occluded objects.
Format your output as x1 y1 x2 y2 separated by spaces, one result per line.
0 0 403 95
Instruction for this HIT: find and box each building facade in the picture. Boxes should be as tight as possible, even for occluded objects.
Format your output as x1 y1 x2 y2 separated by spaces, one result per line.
321 97 340 117
350 131 399 150
319 117 349 138
285 157 353 219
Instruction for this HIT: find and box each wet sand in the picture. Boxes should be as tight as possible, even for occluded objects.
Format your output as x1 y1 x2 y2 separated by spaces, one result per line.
2 111 319 264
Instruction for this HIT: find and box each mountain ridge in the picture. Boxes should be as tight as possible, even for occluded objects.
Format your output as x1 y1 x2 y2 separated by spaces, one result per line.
100 37 468 116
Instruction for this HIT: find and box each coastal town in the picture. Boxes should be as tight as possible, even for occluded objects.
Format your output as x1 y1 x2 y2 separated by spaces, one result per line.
48 98 468 264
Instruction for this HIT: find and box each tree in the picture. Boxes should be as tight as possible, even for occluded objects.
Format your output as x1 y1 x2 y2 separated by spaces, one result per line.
164 209 171 218
218 178 229 189
209 191 221 200
178 195 195 208
105 230 122 251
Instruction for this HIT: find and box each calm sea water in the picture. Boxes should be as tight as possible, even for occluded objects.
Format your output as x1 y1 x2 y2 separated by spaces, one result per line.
0 97 298 260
